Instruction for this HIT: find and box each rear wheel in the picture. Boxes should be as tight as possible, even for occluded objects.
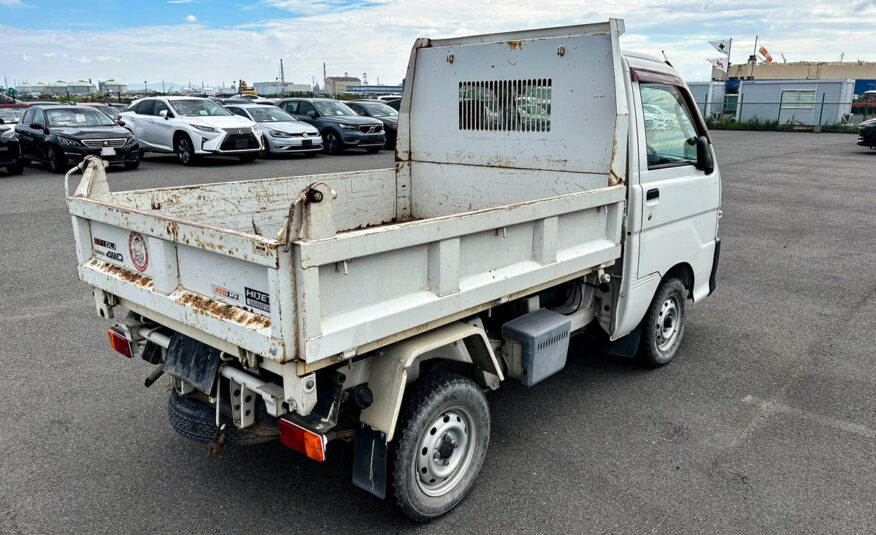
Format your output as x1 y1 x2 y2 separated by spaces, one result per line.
6 161 24 175
638 276 688 367
175 134 196 166
46 146 64 174
322 130 343 154
390 372 490 522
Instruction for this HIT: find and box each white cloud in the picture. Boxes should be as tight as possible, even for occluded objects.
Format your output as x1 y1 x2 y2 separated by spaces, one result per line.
3 1 876 86
185 14 197 22
0 0 25 6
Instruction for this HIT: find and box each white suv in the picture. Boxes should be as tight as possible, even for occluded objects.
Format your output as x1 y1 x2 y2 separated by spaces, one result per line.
120 96 262 165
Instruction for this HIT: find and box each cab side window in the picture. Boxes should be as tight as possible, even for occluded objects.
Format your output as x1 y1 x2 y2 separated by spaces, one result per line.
281 101 299 114
640 83 698 169
227 107 248 118
137 100 155 115
32 109 45 127
152 100 169 116
21 109 33 124
347 103 365 115
298 101 317 116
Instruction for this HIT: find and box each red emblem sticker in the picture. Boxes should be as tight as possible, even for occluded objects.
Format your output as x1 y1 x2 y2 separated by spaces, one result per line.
128 231 149 272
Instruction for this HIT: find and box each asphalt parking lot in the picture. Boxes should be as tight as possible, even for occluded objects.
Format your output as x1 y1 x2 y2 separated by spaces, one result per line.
1 132 874 534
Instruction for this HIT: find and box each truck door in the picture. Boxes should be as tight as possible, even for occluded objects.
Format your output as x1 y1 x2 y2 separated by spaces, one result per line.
635 80 720 301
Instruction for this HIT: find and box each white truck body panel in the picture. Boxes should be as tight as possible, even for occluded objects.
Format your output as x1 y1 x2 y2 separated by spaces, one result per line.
67 20 632 369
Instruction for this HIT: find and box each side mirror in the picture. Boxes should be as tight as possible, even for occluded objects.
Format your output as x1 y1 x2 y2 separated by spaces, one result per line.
159 109 170 119
29 123 42 130
695 135 714 174
117 120 126 127
307 111 316 118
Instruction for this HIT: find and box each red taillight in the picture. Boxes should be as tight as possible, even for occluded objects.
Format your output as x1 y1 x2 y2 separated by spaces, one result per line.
278 419 326 462
107 327 132 358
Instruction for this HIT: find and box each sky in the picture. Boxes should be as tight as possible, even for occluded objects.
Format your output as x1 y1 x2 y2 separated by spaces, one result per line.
2 0 875 90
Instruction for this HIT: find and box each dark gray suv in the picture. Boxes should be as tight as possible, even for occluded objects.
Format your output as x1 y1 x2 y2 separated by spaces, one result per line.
277 98 385 154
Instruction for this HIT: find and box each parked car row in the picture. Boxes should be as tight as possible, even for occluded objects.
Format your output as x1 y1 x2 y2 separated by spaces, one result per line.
0 95 400 175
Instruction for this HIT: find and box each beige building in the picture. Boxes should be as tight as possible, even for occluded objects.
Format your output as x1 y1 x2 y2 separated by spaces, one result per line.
713 60 876 81
324 75 361 95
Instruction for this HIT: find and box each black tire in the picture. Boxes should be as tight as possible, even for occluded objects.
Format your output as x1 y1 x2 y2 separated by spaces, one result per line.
175 134 196 166
260 145 271 159
21 158 31 167
6 161 24 175
638 276 688 367
390 372 490 522
322 130 343 154
167 390 276 446
124 160 140 170
366 146 381 154
238 152 258 162
46 146 64 174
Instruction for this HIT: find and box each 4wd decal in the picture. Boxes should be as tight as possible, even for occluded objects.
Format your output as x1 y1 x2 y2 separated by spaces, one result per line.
245 287 270 313
128 232 149 272
93 237 124 263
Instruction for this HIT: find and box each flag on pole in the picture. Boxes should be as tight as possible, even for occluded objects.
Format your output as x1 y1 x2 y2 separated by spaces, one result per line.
758 46 773 63
709 39 731 55
708 58 728 72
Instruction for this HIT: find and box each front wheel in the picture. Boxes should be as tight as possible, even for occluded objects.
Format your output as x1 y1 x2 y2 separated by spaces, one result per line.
322 130 343 154
175 135 196 166
638 276 688 367
390 372 490 522
46 146 64 174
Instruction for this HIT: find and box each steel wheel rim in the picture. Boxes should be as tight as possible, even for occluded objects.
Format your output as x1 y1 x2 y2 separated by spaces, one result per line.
415 404 477 497
656 294 681 352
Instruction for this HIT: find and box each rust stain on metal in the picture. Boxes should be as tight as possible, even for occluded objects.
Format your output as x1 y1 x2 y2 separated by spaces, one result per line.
506 40 523 50
97 261 154 289
177 292 271 329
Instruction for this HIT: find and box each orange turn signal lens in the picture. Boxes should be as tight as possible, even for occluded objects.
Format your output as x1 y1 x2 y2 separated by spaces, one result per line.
278 419 326 462
107 328 133 358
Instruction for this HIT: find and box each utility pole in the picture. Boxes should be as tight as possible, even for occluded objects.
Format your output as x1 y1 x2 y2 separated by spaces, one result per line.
280 59 285 83
323 62 327 94
750 35 758 79
144 80 148 95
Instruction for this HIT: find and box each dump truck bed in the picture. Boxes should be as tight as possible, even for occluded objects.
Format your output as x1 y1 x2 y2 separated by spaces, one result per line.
68 20 629 371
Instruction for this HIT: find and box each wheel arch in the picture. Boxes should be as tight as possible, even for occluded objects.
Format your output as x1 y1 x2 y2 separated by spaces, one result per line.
663 262 695 298
359 320 503 443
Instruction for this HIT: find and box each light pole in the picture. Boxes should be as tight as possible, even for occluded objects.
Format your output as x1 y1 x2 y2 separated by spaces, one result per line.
144 80 148 95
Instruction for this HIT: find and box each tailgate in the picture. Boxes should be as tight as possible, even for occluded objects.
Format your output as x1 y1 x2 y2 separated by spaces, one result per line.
68 192 290 362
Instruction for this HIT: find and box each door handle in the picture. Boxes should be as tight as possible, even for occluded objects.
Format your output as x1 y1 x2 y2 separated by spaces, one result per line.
646 188 660 200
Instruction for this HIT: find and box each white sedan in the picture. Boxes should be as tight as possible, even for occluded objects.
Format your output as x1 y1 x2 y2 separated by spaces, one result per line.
225 104 322 157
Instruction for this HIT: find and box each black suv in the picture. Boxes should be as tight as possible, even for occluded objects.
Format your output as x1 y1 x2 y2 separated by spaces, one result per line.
16 106 140 173
346 100 398 149
0 123 24 175
857 118 876 149
276 98 385 154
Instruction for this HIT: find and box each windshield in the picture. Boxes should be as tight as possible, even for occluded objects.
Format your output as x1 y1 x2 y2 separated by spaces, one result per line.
313 100 357 116
361 102 397 117
248 106 296 122
98 106 121 118
170 99 232 117
46 108 116 127
0 108 25 124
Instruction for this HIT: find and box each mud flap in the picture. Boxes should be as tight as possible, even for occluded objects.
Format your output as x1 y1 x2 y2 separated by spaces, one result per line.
163 333 222 395
352 425 387 499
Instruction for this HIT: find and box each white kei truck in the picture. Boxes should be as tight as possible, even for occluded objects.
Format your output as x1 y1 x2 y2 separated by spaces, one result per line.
66 19 721 521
